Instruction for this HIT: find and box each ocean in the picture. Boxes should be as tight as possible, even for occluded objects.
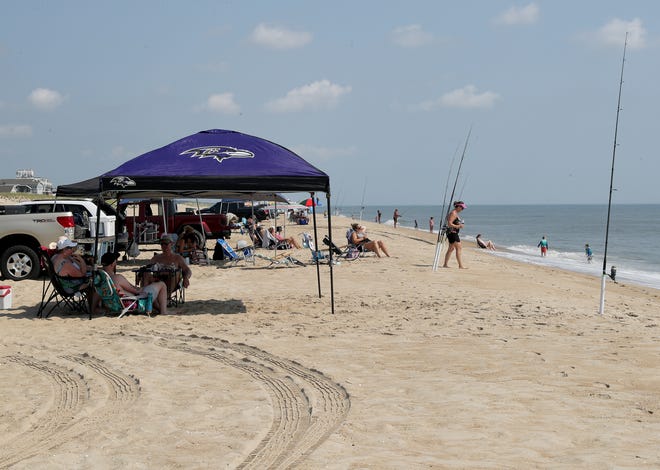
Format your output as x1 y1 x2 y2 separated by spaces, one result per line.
334 204 660 291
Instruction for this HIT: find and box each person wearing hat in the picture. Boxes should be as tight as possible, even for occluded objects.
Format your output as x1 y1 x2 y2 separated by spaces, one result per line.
51 237 90 293
93 252 171 315
443 201 467 269
148 234 192 289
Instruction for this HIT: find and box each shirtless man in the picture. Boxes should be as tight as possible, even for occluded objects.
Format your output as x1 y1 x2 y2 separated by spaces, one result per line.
93 252 171 315
150 235 192 288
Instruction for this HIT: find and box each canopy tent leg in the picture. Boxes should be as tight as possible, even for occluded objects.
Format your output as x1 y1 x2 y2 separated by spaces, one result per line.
326 192 335 314
310 192 322 300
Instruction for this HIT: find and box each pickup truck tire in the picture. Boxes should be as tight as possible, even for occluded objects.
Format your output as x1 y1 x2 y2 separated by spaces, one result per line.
1 245 40 281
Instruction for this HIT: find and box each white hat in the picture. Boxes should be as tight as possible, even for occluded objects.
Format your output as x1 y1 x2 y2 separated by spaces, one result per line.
56 238 77 250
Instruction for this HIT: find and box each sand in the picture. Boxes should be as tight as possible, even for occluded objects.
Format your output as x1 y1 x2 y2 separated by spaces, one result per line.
2 197 660 468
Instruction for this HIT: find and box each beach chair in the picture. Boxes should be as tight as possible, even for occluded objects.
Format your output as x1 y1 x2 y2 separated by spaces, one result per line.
216 238 255 266
302 232 332 263
93 269 149 318
323 235 358 261
264 228 291 250
345 228 374 259
253 251 306 268
37 247 91 319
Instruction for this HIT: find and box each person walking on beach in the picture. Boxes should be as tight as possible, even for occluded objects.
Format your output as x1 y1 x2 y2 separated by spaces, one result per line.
377 210 382 224
585 244 593 263
414 219 418 229
538 236 549 257
429 217 434 233
443 201 467 269
393 208 400 228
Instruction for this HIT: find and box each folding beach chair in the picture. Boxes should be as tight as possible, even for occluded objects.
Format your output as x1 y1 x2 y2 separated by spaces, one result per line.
302 232 333 263
253 251 306 268
37 247 91 319
344 228 375 259
93 269 149 318
264 228 291 250
216 238 255 266
323 235 359 261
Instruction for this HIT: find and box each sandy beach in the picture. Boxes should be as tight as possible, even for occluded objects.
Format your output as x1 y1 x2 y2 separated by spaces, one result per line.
1 202 660 468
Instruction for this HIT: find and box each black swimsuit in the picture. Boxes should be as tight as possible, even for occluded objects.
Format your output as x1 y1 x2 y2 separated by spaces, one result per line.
447 217 461 244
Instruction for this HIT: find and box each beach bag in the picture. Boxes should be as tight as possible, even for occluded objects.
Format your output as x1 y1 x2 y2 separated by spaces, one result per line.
212 240 225 260
346 247 359 259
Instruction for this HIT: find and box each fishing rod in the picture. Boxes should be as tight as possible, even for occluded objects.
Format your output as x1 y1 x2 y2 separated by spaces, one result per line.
458 173 470 200
359 177 367 222
599 32 628 315
432 144 458 268
433 126 472 271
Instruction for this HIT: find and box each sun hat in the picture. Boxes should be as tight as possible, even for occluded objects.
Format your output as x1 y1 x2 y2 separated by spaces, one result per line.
101 251 121 266
159 234 173 244
56 238 77 250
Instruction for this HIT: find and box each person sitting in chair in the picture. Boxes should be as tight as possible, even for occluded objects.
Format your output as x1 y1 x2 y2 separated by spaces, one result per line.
476 234 496 250
267 226 302 249
93 252 171 315
149 235 192 289
349 223 391 258
50 237 90 294
176 225 200 261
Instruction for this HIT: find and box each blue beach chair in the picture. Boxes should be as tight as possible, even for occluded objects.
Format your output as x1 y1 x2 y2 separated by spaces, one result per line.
216 238 255 266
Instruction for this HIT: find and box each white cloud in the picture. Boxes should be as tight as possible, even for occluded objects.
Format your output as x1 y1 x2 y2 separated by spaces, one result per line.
593 18 647 50
250 23 312 50
28 88 65 110
291 144 357 161
391 24 434 47
265 80 351 113
203 93 241 114
493 3 539 25
0 124 33 137
417 85 500 110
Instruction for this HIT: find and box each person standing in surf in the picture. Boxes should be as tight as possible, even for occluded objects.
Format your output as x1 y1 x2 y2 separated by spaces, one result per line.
538 236 549 257
429 216 435 233
393 208 400 228
442 201 467 269
585 243 593 263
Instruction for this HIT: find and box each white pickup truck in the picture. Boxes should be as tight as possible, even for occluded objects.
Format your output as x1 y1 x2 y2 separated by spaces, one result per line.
20 199 118 240
0 205 76 281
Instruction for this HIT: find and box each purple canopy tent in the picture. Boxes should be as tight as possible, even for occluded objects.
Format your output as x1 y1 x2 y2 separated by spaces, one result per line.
57 129 335 313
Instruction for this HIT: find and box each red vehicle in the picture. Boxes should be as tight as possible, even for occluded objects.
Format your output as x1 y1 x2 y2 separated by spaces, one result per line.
121 199 232 244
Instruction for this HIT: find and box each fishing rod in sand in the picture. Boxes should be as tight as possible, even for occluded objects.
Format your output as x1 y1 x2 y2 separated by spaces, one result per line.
359 177 367 222
599 33 628 315
433 127 472 271
432 146 458 269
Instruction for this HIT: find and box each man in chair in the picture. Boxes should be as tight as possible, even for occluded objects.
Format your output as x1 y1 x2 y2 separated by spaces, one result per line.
93 252 171 315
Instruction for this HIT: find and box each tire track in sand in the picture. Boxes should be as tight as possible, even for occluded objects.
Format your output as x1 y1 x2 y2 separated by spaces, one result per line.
0 355 89 468
0 354 140 468
129 332 350 469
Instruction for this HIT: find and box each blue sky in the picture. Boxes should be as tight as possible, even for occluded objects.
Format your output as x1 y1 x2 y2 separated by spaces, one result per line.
1 1 658 205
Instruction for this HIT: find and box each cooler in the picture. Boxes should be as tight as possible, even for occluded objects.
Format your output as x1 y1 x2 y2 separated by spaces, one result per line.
89 215 116 237
0 285 12 309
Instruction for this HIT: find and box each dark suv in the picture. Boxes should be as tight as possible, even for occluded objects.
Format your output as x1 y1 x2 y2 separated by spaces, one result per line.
200 201 270 221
